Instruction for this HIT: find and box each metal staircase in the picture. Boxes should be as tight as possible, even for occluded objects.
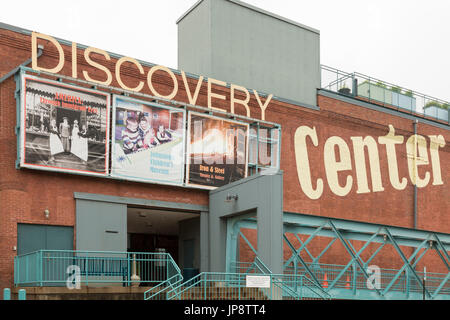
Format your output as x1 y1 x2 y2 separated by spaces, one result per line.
145 256 330 300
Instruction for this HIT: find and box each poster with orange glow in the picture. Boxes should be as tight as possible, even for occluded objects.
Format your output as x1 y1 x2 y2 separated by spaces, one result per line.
186 112 248 189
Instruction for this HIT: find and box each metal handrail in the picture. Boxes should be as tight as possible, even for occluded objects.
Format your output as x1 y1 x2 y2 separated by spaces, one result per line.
300 276 332 300
14 250 181 287
144 273 184 300
321 65 354 90
321 64 449 124
322 64 450 105
284 261 450 295
166 272 204 300
253 256 272 274
165 272 330 300
233 257 273 275
232 257 329 299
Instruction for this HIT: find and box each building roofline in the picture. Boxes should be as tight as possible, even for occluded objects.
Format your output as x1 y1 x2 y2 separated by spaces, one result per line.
176 0 205 25
0 20 322 111
0 21 149 65
318 89 450 131
176 0 320 35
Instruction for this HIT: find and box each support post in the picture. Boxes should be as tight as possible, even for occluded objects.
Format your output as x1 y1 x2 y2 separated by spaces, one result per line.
384 228 432 298
352 76 358 97
3 288 11 301
18 289 26 301
200 211 210 273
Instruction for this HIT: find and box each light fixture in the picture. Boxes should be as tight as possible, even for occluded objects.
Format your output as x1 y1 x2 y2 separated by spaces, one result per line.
429 240 433 248
138 211 147 218
225 194 239 202
383 234 387 242
44 209 50 219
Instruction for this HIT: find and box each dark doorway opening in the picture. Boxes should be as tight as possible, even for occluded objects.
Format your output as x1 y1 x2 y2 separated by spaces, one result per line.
55 108 81 129
127 207 199 286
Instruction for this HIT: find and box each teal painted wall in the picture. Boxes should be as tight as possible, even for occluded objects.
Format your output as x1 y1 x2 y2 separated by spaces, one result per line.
17 224 73 255
75 199 127 252
178 217 201 271
208 172 284 273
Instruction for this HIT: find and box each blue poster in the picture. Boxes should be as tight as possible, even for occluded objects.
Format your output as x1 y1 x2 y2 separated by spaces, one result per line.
111 96 185 185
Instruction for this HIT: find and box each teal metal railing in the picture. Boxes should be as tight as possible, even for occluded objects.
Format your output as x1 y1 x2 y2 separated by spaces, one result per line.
158 255 330 300
143 251 184 300
14 250 181 287
231 256 272 275
284 262 450 297
146 256 325 301
167 272 262 300
231 258 330 300
163 272 330 300
274 273 331 300
321 65 449 124
143 271 183 300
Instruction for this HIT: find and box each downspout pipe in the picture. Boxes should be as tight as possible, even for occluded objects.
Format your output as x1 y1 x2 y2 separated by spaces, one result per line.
0 45 44 84
413 119 418 229
412 119 418 274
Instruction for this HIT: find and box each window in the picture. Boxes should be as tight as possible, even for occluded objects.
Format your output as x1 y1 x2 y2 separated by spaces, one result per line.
248 124 280 175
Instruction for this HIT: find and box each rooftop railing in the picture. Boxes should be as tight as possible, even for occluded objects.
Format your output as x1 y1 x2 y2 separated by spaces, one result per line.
321 65 449 125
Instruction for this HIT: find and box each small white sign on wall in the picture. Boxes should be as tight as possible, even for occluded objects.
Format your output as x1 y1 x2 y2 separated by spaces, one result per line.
246 275 271 288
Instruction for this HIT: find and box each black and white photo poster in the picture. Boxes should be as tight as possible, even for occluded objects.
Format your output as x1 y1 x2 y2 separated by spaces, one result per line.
19 75 110 176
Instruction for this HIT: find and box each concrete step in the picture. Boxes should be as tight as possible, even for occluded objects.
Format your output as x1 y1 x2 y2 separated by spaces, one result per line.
12 286 153 300
171 287 269 300
12 286 270 300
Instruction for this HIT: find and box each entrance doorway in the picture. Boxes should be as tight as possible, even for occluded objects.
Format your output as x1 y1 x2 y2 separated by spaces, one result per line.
74 194 208 287
127 207 200 284
53 107 86 130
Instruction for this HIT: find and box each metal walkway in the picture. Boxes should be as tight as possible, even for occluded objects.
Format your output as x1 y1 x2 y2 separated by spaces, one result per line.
145 257 331 300
227 212 450 300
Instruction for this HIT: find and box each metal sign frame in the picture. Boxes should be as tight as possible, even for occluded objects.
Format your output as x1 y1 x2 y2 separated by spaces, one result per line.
17 73 111 177
110 94 186 186
14 66 281 190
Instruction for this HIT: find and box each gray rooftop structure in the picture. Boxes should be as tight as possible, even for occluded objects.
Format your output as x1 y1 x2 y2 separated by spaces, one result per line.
177 0 321 107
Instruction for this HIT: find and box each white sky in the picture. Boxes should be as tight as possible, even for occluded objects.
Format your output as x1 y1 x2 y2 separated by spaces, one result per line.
1 0 449 102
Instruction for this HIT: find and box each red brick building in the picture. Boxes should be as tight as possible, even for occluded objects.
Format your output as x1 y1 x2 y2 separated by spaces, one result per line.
0 1 448 300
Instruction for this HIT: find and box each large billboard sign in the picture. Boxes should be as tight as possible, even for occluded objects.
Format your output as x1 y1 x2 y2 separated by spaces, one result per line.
19 75 110 176
111 96 186 185
293 124 446 200
186 112 249 189
30 32 274 122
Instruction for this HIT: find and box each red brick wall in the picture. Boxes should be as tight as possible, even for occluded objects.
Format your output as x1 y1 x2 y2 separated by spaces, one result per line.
276 94 449 231
0 27 448 289
267 94 448 274
0 28 211 289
